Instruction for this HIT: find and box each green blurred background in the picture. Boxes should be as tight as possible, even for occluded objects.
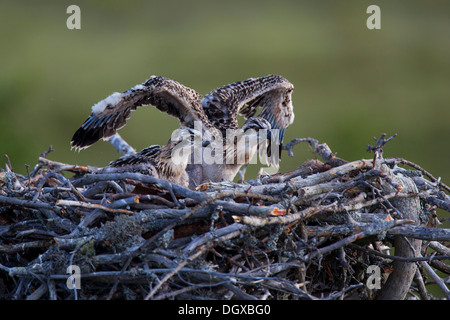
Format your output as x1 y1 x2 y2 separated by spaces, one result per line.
0 0 448 183
0 0 449 299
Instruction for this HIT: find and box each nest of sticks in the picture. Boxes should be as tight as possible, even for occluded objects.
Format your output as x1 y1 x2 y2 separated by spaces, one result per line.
0 134 449 300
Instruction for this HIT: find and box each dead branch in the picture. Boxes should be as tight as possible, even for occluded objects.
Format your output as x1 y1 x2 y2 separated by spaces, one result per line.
108 133 136 156
0 134 448 300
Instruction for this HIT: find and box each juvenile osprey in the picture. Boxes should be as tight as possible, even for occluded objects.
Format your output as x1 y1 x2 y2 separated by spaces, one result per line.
195 75 294 186
71 75 295 188
100 127 207 188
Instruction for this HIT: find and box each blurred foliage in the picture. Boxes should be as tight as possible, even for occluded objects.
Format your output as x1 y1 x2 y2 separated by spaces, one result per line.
0 0 449 185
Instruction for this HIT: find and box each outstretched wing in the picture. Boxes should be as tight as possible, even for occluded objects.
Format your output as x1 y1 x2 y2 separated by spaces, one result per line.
201 75 295 140
71 76 209 150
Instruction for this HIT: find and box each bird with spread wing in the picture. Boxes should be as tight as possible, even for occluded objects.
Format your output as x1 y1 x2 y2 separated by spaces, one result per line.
71 75 295 189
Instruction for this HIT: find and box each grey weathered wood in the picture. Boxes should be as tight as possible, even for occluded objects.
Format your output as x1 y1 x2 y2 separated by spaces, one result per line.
376 164 423 300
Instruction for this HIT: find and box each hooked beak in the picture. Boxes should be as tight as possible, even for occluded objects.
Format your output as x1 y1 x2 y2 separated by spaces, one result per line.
266 130 272 141
202 140 211 147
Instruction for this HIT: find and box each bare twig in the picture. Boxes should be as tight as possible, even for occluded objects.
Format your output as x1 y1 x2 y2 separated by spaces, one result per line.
388 157 450 193
420 257 450 299
56 199 134 215
108 133 136 156
1 134 448 300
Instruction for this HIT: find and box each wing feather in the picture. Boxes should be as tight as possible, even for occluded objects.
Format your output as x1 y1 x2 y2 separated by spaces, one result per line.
108 145 161 167
71 76 210 150
201 74 295 134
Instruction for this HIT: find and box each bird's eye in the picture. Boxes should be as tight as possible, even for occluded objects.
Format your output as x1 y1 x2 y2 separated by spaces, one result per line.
190 136 195 141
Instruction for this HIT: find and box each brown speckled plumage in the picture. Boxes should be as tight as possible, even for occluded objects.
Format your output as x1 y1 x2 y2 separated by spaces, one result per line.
71 75 295 188
71 76 217 150
202 74 294 142
100 127 202 188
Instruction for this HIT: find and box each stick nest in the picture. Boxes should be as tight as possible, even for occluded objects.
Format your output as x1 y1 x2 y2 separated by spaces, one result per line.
0 135 449 300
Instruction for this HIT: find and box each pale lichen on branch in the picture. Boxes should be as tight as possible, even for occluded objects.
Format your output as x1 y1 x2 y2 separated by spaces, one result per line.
0 134 448 300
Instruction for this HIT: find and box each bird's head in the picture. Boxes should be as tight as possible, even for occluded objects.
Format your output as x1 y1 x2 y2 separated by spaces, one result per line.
241 117 272 143
169 127 210 166
170 126 211 147
242 117 284 168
